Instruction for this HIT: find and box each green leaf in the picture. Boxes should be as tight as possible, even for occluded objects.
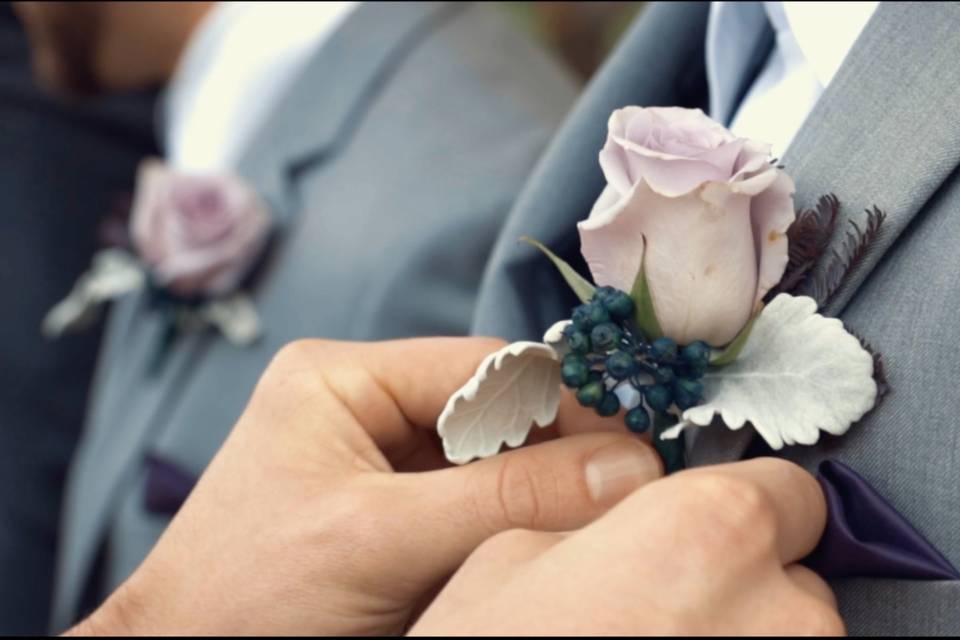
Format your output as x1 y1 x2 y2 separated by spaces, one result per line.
520 236 595 304
630 246 663 340
710 305 761 367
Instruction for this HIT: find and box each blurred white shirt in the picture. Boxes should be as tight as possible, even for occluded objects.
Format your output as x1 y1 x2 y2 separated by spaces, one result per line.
165 1 357 172
707 1 878 157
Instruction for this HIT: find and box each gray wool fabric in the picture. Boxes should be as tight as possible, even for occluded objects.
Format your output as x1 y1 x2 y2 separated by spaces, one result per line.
50 2 578 631
473 2 960 635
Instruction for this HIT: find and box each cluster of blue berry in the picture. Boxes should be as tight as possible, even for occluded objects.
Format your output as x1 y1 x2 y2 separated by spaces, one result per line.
560 286 709 434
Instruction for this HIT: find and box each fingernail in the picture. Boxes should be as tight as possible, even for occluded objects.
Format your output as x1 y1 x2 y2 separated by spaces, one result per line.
585 441 661 505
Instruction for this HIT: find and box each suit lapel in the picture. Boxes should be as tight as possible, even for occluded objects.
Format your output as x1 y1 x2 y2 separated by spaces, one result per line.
53 3 458 629
234 1 456 222
691 2 960 465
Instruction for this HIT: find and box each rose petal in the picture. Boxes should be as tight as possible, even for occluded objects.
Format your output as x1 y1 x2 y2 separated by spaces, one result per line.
733 139 774 179
581 181 758 346
749 169 796 305
598 144 634 195
730 166 779 196
131 164 272 298
695 138 746 176
611 107 732 162
629 154 729 197
605 107 746 197
611 137 745 198
578 184 645 293
155 207 269 288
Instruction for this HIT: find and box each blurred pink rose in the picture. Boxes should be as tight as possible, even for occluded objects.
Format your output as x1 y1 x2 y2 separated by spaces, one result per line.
130 160 270 297
578 106 795 346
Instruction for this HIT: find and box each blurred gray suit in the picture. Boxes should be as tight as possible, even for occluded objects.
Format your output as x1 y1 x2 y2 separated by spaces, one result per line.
51 2 576 630
474 2 960 635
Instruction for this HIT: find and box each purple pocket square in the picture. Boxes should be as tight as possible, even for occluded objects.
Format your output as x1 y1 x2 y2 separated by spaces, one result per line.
144 454 198 516
803 459 959 580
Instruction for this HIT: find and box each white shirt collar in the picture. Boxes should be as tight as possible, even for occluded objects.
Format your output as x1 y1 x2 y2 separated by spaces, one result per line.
782 1 877 88
165 1 357 173
707 1 877 154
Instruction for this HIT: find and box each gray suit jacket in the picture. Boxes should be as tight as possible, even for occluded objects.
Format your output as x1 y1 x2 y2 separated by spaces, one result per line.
51 2 577 631
474 2 960 635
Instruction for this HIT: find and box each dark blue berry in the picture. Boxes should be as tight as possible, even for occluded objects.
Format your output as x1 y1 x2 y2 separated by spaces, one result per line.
673 378 705 410
577 380 605 408
562 325 591 353
561 353 590 388
644 384 673 412
594 286 615 300
595 286 634 319
590 322 622 352
687 363 708 379
681 341 710 378
585 300 611 326
625 407 651 433
592 286 615 306
681 340 710 367
652 366 675 384
650 336 678 361
604 350 635 380
595 392 621 417
571 304 594 330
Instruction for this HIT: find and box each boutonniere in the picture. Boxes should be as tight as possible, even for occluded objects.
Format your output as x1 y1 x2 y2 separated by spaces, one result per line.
43 159 272 371
439 107 888 471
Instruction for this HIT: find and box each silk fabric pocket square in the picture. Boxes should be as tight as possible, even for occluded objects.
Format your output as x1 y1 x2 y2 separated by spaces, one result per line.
144 454 198 516
803 459 959 580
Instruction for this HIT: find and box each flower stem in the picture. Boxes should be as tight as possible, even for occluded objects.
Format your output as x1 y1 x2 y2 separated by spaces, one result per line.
653 413 686 474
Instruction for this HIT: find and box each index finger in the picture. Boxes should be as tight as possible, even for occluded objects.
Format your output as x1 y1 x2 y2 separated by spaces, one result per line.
681 457 827 564
311 337 507 460
687 458 827 565
315 337 630 464
599 456 827 565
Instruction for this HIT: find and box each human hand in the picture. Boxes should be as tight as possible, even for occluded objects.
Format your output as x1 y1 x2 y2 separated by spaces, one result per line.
67 338 662 635
412 457 843 636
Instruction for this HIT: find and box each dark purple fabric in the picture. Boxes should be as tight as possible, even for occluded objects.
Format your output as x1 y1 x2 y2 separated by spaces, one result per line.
804 459 959 580
143 455 197 516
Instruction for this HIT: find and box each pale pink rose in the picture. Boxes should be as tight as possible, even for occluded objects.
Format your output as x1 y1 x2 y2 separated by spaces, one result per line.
130 160 271 298
578 106 795 346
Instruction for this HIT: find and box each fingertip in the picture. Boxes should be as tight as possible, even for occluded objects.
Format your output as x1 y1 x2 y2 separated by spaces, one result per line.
582 435 663 506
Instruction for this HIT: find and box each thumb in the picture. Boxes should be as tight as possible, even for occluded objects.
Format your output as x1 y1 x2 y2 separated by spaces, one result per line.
383 431 662 587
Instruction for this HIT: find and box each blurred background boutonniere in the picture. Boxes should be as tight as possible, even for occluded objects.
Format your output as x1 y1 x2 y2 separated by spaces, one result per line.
43 159 272 372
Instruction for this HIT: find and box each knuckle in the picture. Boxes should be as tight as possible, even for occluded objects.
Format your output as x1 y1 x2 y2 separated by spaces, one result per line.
468 454 562 534
490 456 543 530
269 339 326 374
766 456 826 522
310 482 386 546
668 473 778 560
248 340 332 417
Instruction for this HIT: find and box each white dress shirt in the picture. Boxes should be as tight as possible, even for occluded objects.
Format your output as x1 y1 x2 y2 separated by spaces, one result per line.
165 1 357 172
707 1 878 157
